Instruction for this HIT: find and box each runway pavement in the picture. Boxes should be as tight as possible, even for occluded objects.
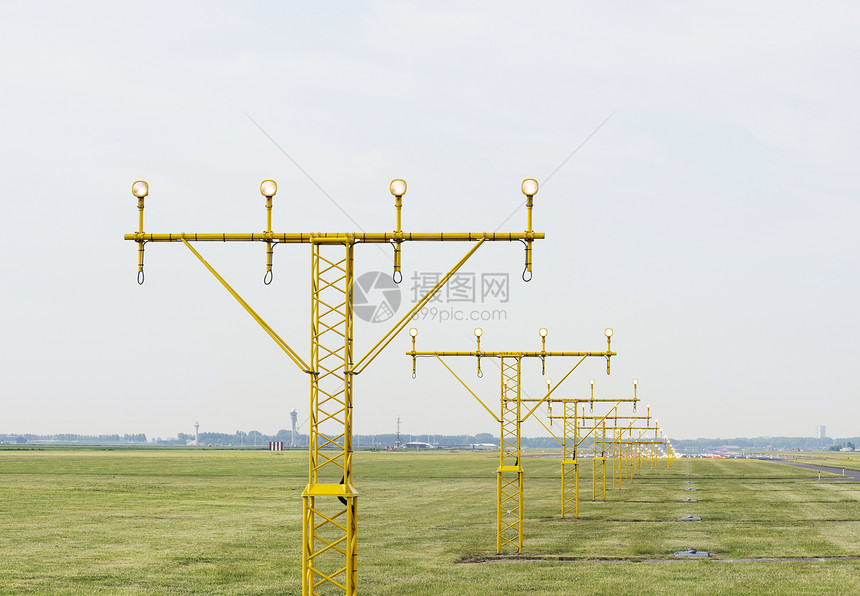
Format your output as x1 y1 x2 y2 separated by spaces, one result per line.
767 459 860 481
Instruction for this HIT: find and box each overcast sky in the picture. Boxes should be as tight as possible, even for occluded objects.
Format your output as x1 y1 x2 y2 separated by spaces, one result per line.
1 1 859 441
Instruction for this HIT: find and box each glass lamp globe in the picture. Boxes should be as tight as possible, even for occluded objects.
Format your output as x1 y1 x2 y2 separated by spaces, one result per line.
521 179 538 196
390 179 407 197
260 180 277 198
132 180 149 198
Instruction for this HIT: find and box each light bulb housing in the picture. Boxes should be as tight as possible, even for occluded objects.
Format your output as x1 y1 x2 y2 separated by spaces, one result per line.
260 180 277 198
521 178 538 196
474 327 483 338
390 179 407 197
539 327 548 337
632 379 638 386
604 327 614 338
409 328 418 337
589 378 595 386
132 180 149 198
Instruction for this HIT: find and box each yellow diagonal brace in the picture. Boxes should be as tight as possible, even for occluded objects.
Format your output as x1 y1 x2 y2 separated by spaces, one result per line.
531 412 563 445
180 239 312 373
521 355 588 423
435 355 501 423
352 238 486 374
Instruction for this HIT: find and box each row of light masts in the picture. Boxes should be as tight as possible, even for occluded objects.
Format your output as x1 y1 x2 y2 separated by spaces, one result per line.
408 325 668 441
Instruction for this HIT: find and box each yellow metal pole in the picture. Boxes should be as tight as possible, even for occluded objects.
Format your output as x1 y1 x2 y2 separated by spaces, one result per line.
265 194 273 284
393 194 402 282
136 187 145 284
574 404 580 517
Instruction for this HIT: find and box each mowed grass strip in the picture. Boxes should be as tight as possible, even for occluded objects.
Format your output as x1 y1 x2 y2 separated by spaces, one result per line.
0 448 858 595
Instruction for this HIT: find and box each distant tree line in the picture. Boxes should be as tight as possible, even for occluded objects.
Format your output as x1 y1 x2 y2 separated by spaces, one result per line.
669 436 860 453
0 433 148 444
4 432 857 451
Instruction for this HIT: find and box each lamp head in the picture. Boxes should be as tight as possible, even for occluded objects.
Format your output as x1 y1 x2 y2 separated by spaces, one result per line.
589 378 595 386
632 378 638 386
132 180 149 198
604 327 614 338
260 180 277 198
474 327 483 338
546 378 552 387
390 179 407 197
539 327 548 338
409 328 418 338
521 178 538 197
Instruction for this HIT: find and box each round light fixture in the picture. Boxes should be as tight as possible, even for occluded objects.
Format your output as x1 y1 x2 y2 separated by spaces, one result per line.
409 328 418 337
521 178 538 196
539 327 548 338
132 180 149 198
390 179 407 197
632 379 638 386
589 378 595 386
546 378 552 386
604 327 614 338
260 180 277 198
474 327 483 338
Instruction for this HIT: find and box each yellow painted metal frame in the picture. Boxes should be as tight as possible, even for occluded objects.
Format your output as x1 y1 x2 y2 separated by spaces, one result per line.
498 356 523 553
125 182 543 596
562 402 578 518
541 398 638 516
593 418 607 502
408 336 615 552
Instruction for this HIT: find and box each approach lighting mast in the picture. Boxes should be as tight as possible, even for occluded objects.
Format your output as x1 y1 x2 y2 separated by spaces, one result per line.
125 177 544 596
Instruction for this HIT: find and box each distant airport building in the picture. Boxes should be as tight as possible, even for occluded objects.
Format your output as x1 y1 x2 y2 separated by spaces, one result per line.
401 441 434 450
817 425 826 439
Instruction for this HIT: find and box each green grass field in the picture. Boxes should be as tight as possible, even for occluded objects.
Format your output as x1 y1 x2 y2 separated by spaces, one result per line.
1 448 858 595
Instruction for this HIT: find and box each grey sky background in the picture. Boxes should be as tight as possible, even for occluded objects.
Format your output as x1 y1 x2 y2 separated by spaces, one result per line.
1 2 858 441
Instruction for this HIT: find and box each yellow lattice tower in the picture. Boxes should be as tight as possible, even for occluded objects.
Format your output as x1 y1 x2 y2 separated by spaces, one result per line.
613 427 622 489
562 401 578 518
593 417 607 501
407 326 615 553
498 356 523 552
125 177 544 595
